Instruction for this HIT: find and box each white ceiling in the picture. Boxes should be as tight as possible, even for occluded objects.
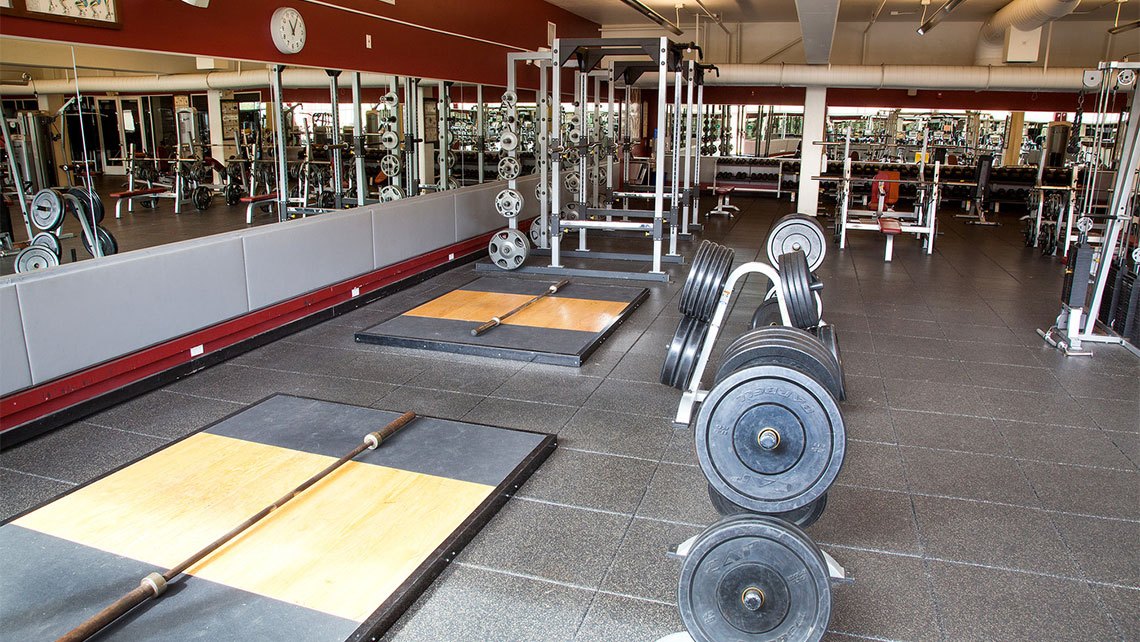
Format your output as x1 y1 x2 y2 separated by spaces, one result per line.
546 0 1138 26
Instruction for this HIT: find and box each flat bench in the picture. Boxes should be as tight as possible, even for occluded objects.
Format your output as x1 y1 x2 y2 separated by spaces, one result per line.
113 187 168 219
708 186 738 217
243 193 278 224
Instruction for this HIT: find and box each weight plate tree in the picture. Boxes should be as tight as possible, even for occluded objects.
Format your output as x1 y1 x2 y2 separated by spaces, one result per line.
778 250 821 329
767 214 827 272
488 228 529 270
14 245 60 272
694 364 846 514
707 484 829 529
678 514 831 642
716 327 845 402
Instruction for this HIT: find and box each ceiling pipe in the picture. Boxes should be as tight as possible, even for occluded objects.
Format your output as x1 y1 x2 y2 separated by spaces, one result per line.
0 68 397 96
616 0 684 36
975 0 1080 65
636 63 1087 91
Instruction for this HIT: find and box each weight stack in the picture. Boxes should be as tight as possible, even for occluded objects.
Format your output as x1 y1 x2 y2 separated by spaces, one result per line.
1101 260 1123 328
1061 242 1095 309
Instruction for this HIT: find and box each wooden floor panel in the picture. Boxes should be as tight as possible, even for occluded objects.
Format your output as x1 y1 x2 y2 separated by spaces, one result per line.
15 432 493 622
403 289 628 333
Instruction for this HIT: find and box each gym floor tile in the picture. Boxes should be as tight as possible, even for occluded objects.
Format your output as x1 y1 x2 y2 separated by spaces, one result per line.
514 448 656 515
865 316 946 340
0 422 166 487
840 404 897 443
1050 369 1140 402
599 517 702 604
962 361 1065 394
573 593 684 642
823 548 938 641
912 495 1080 577
371 385 485 420
457 499 628 588
84 390 245 440
1018 460 1139 520
404 359 523 394
870 335 957 360
938 321 1022 344
635 463 720 526
283 321 367 351
1049 512 1140 588
584 379 682 419
890 410 1010 456
558 408 674 461
948 339 1046 367
170 364 397 407
462 396 577 434
977 388 1097 429
385 564 592 642
883 379 990 417
834 349 880 377
841 441 908 491
898 446 1040 506
607 350 670 384
810 487 922 555
492 369 604 406
1094 585 1140 640
874 354 972 385
0 468 73 522
841 375 888 407
927 561 1120 641
659 426 697 466
995 420 1136 470
832 329 874 355
1073 396 1140 433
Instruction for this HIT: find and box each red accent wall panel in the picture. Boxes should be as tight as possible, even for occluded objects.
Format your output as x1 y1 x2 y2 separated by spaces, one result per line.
1 0 598 87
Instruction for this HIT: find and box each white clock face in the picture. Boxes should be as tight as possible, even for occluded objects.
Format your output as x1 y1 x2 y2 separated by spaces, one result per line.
271 7 307 55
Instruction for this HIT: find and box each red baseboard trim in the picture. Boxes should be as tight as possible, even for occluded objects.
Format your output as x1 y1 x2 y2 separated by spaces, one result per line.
0 231 498 432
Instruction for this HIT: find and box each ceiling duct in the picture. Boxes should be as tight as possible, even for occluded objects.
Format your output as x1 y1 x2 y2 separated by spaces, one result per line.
975 0 1080 65
794 0 841 64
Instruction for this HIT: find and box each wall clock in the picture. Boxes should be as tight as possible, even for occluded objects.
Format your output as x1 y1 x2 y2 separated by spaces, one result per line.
270 6 307 55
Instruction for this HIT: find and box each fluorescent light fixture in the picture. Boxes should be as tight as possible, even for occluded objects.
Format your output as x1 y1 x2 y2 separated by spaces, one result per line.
1108 20 1139 35
618 0 684 36
916 0 966 36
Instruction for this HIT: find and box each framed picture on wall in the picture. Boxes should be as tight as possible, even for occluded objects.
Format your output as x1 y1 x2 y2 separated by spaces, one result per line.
1 0 121 29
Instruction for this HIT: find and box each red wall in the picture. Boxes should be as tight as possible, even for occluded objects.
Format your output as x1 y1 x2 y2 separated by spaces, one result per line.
1 0 598 87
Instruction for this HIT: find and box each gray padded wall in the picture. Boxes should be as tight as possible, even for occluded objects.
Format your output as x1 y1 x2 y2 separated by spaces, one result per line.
0 284 31 394
16 236 248 386
243 209 374 310
371 192 456 269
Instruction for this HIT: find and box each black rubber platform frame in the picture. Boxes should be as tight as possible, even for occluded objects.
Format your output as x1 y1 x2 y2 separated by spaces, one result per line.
354 277 650 367
0 394 556 642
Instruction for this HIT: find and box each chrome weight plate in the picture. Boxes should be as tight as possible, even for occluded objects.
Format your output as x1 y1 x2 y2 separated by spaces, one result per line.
380 153 402 176
380 131 400 151
716 326 844 402
707 484 829 529
15 245 59 272
379 185 405 202
488 228 529 270
767 214 827 272
500 90 517 108
29 189 65 231
694 364 846 514
30 232 61 257
495 188 524 218
564 172 581 193
500 131 519 151
381 91 399 108
678 515 831 642
778 250 821 329
497 156 521 181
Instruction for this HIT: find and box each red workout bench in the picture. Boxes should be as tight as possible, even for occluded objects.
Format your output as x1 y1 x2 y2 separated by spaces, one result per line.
112 187 167 219
708 186 738 217
242 193 278 224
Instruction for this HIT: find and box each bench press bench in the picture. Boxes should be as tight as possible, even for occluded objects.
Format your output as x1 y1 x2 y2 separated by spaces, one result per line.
111 187 168 219
242 193 278 224
707 186 738 217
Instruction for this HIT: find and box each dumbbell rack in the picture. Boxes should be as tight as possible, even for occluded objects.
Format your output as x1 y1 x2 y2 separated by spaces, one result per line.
673 260 824 426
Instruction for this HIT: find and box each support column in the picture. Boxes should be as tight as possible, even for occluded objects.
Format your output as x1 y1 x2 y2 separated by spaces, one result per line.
205 89 226 183
352 72 366 205
1004 111 1025 166
798 86 827 216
